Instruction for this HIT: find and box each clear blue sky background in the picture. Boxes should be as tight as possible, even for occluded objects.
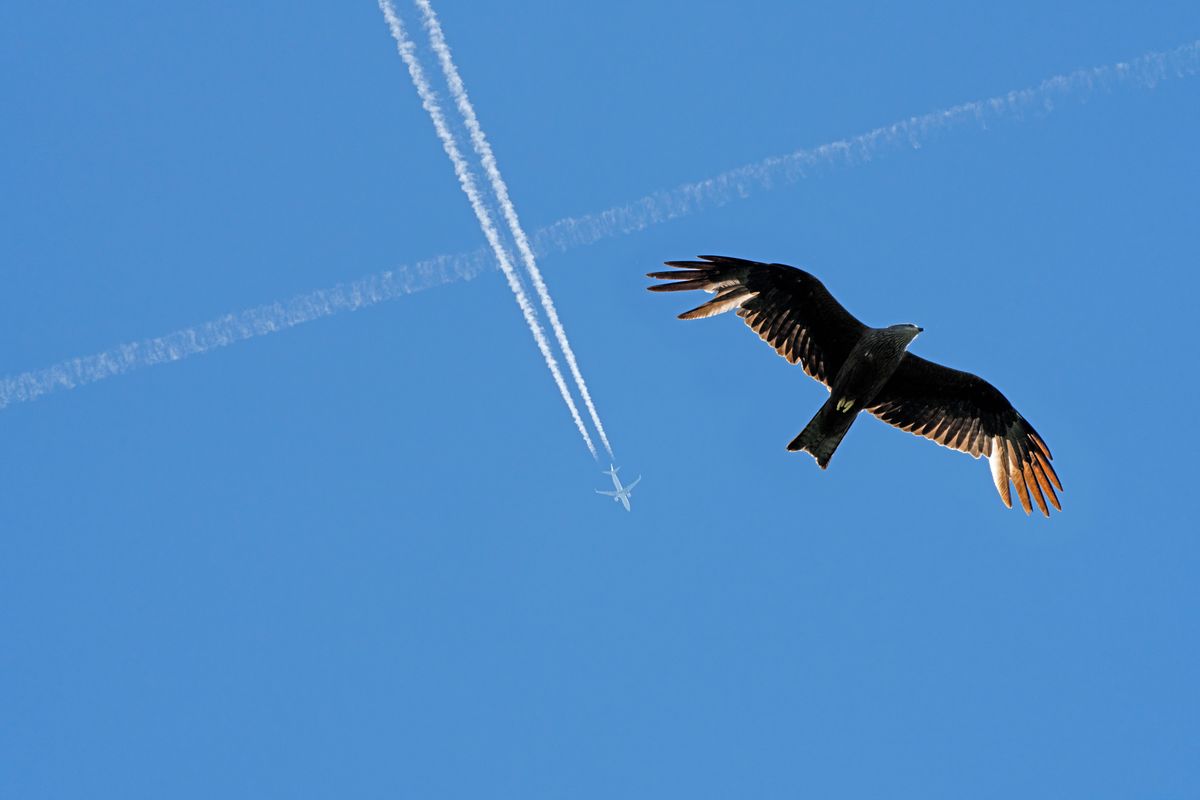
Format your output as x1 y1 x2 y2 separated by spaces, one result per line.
3 2 1198 797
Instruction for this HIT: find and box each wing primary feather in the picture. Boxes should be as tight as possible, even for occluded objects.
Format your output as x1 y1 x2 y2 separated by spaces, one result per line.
1007 438 1032 515
1030 459 1061 511
646 270 707 280
989 436 1012 508
648 279 711 293
694 254 759 266
1028 429 1053 461
678 290 755 320
1023 459 1049 517
1034 451 1062 491
661 259 717 269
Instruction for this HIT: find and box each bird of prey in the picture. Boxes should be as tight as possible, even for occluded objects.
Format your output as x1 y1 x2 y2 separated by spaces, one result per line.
647 255 1061 515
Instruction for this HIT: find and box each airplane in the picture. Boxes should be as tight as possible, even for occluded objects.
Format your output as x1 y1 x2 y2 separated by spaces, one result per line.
596 464 641 511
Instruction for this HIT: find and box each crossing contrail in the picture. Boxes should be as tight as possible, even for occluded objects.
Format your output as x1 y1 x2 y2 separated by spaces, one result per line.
377 0 597 457
414 0 613 458
1 39 1196 415
527 39 1200 257
0 253 489 413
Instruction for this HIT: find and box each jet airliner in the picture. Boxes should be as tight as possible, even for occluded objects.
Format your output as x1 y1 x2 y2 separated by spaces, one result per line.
596 464 640 511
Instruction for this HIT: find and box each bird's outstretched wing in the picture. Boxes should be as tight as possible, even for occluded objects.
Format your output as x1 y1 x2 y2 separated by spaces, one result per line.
868 354 1062 516
647 256 868 387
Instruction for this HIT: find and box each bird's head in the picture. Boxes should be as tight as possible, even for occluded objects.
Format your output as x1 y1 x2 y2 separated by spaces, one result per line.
888 323 923 342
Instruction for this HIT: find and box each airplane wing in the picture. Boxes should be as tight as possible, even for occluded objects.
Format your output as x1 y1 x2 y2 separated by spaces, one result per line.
596 489 619 497
624 476 642 492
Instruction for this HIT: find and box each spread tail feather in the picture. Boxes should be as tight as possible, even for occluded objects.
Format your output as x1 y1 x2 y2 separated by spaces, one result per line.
787 397 858 468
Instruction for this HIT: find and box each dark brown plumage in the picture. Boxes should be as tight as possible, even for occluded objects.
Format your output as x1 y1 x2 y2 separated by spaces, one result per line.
648 255 1061 516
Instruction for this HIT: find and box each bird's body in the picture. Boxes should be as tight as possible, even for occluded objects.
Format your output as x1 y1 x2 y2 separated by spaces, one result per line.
647 255 1062 516
790 324 921 467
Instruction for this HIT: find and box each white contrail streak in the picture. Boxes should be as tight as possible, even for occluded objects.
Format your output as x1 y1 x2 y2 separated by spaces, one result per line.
0 254 489 412
2 40 1196 415
529 39 1200 257
414 0 614 458
377 0 597 457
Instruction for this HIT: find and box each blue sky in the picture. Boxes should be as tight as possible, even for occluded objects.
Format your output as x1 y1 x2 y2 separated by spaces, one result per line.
3 1 1199 797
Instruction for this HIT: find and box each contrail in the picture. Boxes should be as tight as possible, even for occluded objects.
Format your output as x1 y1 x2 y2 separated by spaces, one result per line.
414 0 614 458
529 39 1200 257
0 253 490 412
2 40 1196 414
377 0 597 457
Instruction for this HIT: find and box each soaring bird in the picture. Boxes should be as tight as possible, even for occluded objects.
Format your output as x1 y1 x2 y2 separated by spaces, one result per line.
647 255 1061 516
